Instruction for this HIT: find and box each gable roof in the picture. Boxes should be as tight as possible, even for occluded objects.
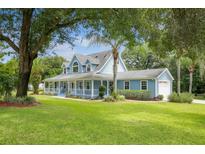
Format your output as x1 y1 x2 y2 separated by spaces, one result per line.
44 68 174 82
71 50 112 71
117 68 173 80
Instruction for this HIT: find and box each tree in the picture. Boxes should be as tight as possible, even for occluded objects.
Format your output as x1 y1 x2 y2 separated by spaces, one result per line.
122 43 166 70
41 56 65 80
0 9 97 97
30 59 44 94
87 9 141 94
138 9 205 94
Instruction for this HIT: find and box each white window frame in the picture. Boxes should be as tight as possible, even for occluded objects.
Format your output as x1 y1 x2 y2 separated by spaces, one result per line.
86 64 91 72
72 61 79 73
124 80 130 90
140 80 148 90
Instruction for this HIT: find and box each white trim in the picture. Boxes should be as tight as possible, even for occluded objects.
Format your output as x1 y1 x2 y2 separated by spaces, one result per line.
96 54 112 73
140 80 148 90
124 80 130 90
155 79 158 97
119 54 128 71
72 60 79 73
86 63 92 72
157 68 174 80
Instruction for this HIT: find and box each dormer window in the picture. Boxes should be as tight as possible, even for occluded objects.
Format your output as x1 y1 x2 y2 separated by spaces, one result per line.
86 64 91 72
63 68 66 74
72 61 79 72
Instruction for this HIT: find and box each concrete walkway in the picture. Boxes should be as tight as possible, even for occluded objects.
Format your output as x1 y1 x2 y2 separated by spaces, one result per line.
193 99 205 104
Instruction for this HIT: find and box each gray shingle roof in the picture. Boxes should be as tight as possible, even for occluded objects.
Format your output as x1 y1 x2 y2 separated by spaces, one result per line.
74 50 112 71
44 68 170 82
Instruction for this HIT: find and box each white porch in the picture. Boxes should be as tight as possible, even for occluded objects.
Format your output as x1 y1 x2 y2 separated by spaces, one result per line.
44 80 113 98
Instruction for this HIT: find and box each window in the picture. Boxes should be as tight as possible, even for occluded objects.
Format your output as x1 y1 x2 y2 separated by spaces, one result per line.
71 82 74 89
72 62 79 72
86 64 91 72
85 81 91 89
141 80 148 90
124 81 129 90
63 68 66 74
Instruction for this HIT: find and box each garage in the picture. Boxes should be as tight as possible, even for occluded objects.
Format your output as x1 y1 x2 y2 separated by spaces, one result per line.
158 80 171 100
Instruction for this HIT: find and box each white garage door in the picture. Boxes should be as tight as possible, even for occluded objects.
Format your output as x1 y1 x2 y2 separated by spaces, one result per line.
158 80 171 100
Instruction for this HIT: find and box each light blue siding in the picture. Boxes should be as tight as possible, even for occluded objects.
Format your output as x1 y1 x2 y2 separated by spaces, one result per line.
117 80 124 89
148 79 155 98
116 79 156 98
130 80 140 90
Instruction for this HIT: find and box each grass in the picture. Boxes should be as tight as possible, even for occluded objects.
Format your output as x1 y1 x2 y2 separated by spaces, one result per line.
0 95 205 144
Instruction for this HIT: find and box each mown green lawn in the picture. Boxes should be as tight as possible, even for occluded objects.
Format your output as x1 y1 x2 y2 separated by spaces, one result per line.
0 95 205 144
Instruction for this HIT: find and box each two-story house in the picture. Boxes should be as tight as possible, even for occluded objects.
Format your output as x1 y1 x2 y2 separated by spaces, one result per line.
44 50 174 99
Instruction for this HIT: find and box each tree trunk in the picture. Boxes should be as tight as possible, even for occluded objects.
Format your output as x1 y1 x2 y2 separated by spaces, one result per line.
113 48 118 94
16 9 33 97
176 58 181 94
188 65 194 93
16 54 34 97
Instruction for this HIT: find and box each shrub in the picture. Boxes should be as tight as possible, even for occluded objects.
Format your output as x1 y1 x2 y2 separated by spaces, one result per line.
116 95 125 101
111 91 118 99
168 92 193 103
157 95 164 100
104 96 115 102
3 96 37 104
99 85 106 98
118 90 151 100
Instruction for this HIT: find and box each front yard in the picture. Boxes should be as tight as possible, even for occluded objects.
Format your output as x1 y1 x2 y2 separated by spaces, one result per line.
0 95 205 144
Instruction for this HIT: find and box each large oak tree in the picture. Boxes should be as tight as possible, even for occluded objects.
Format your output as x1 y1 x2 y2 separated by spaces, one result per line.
0 9 97 97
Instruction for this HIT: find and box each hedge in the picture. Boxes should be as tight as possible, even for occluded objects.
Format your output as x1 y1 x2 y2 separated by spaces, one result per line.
168 92 193 103
118 90 151 100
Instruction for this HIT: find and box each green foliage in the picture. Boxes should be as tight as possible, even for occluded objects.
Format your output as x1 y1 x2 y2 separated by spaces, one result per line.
168 92 193 103
122 43 166 70
99 85 106 98
104 96 115 102
118 90 151 100
111 91 118 99
3 96 36 104
0 58 18 96
157 95 164 100
116 95 125 101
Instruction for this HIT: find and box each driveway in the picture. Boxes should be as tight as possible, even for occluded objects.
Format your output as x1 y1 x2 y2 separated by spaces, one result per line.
193 99 205 104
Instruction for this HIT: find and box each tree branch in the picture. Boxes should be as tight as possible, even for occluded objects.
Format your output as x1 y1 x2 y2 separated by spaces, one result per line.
0 33 19 53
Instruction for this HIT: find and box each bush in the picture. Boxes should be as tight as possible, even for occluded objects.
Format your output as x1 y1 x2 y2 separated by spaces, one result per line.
3 96 37 104
157 95 164 100
118 90 151 100
116 95 125 101
111 92 118 99
168 92 193 103
104 96 115 102
99 85 106 98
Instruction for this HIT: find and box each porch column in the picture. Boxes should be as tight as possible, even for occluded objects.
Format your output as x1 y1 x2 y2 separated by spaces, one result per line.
101 80 103 86
91 80 94 98
58 81 61 94
83 80 85 97
107 80 109 95
75 80 77 95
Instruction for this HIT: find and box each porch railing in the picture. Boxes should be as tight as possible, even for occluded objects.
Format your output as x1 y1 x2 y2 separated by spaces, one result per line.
45 88 99 98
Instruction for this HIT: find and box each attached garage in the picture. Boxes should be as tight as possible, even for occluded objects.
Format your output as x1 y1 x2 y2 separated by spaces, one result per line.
156 69 174 100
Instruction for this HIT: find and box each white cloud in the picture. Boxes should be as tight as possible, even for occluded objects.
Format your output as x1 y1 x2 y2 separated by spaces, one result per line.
51 44 75 61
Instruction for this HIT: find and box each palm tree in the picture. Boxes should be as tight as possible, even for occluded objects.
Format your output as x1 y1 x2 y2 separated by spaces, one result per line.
88 34 127 94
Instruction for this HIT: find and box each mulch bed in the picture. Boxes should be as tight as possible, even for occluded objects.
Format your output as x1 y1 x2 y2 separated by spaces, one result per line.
0 102 40 108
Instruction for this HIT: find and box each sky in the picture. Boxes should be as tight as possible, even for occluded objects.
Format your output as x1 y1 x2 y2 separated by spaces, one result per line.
1 35 112 63
48 37 111 61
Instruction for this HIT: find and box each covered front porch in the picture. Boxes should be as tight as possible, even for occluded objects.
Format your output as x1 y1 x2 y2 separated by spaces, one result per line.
44 80 113 98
